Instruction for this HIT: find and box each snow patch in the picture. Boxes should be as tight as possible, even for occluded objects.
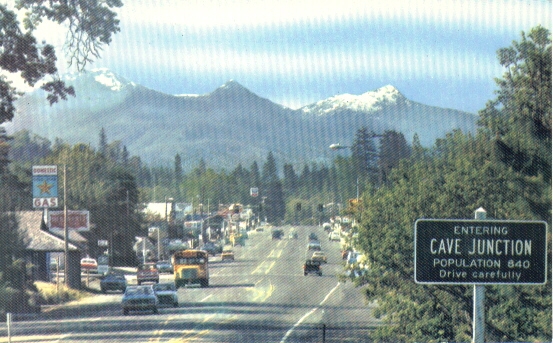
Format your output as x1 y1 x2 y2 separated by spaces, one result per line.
301 85 404 115
94 71 124 91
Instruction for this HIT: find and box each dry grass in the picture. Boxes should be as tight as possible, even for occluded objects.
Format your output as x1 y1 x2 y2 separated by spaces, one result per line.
35 281 91 305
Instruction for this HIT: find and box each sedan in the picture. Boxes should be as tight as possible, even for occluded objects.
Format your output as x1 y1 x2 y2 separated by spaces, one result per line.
100 273 127 293
154 282 178 307
311 251 327 263
122 285 158 315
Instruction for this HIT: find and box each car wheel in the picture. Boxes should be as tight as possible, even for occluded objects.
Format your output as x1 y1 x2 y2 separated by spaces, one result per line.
101 288 106 294
319 272 323 276
153 307 158 314
174 302 178 308
137 281 141 285
304 273 307 276
123 309 129 315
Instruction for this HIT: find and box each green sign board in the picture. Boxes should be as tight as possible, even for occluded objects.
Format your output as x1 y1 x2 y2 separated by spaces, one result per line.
414 219 547 285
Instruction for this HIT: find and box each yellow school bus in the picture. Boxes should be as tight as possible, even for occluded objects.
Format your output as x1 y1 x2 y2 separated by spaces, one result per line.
171 249 209 288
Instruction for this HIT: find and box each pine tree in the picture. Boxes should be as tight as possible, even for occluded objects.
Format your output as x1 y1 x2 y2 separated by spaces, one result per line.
99 128 108 157
261 152 285 223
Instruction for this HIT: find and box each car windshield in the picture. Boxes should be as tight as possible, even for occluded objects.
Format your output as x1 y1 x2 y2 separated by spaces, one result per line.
154 284 175 291
126 287 151 295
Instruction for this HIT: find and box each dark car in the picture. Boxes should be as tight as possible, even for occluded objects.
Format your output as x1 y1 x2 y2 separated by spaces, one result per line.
100 273 127 293
156 260 173 273
271 229 284 240
308 233 318 241
201 242 222 256
303 260 322 276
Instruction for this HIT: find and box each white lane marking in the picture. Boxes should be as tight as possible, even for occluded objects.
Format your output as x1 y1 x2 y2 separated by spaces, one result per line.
280 282 340 343
200 294 213 302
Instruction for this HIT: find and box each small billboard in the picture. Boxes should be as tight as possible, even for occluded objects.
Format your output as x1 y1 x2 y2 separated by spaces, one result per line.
48 210 90 232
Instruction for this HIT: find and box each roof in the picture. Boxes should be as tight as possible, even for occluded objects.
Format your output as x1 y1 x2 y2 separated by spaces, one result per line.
16 211 79 252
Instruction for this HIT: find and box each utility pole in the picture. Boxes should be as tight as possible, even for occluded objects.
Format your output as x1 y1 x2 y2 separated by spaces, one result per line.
63 164 68 286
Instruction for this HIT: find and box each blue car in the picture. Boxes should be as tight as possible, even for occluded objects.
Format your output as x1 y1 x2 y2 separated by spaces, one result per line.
100 273 127 293
122 285 158 315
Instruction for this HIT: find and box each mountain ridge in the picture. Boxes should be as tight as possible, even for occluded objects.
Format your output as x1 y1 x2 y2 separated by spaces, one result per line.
6 68 477 169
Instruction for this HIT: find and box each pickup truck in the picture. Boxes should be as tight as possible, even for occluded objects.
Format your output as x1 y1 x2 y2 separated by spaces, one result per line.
303 260 322 276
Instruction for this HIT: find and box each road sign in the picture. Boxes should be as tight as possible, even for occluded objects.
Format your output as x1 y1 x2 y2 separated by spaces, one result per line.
414 219 547 285
250 187 258 197
48 210 90 231
32 165 58 208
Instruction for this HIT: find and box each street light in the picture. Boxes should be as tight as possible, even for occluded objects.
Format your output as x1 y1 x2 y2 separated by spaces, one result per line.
163 197 173 260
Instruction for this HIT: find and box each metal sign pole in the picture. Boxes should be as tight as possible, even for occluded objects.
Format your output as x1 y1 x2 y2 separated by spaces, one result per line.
473 207 487 343
63 164 69 286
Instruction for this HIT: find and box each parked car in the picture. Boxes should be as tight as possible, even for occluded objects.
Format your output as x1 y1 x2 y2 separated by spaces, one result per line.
329 232 341 241
100 273 127 293
311 251 327 263
308 233 319 241
153 282 178 307
221 248 235 261
156 260 173 273
136 263 159 285
288 230 298 239
80 257 98 273
121 285 158 315
303 260 322 276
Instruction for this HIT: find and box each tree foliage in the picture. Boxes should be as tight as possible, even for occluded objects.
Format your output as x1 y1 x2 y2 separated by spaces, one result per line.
352 26 551 342
0 1 122 124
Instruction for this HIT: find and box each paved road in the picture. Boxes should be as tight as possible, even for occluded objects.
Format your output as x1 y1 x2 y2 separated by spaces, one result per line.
0 225 380 342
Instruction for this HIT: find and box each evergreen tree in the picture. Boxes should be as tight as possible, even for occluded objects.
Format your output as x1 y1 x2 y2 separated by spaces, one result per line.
378 130 411 183
174 154 182 198
99 128 108 157
479 25 551 181
282 163 297 197
250 161 261 191
350 127 379 187
261 152 285 223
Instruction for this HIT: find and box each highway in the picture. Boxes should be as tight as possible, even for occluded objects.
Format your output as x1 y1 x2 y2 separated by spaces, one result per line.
0 225 381 342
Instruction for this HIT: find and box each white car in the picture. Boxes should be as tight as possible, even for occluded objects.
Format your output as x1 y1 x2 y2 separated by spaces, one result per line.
329 232 340 241
154 282 178 307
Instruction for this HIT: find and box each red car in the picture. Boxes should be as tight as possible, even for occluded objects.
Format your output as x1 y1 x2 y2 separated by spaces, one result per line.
136 263 160 285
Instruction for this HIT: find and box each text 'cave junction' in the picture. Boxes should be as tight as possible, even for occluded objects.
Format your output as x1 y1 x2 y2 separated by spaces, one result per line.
414 219 547 285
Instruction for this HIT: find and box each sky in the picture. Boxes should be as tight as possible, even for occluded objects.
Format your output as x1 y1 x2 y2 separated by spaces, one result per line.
32 0 553 114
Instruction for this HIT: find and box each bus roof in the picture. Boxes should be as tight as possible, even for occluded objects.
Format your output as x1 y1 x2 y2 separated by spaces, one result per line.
172 249 208 257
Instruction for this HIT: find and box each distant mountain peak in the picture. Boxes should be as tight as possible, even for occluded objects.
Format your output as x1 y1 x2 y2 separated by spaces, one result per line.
64 68 135 92
211 80 253 97
300 84 407 116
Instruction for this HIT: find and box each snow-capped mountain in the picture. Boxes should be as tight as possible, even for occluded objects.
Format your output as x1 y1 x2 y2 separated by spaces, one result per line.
7 68 477 169
301 85 407 116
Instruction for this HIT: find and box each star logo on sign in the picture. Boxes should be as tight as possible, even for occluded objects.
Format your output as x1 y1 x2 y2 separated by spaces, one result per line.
37 181 53 195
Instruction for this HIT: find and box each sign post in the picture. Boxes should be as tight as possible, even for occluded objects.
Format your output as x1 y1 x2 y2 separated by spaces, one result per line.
414 212 547 342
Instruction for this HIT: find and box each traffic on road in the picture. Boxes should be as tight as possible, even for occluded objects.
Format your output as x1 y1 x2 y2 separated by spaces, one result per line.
0 225 379 342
